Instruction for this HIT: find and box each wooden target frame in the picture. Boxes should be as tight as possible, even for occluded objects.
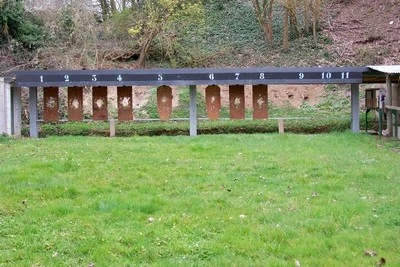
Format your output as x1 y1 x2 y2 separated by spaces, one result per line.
252 85 268 119
92 86 108 121
117 86 133 121
205 85 221 120
43 87 59 121
68 87 83 121
229 85 245 120
157 85 173 121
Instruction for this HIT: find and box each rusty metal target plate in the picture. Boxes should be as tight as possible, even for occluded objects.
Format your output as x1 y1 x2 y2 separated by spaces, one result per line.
157 86 173 121
205 85 221 120
252 85 268 120
92 86 108 121
43 87 59 121
117 86 133 121
68 87 83 121
229 85 245 120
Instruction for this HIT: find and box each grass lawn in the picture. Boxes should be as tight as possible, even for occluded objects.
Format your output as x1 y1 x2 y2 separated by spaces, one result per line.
0 133 399 266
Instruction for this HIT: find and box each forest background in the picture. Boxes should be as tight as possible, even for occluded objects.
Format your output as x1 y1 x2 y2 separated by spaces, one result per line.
1 0 399 74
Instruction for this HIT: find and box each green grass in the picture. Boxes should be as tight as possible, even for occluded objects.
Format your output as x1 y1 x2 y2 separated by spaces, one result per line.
1 133 399 266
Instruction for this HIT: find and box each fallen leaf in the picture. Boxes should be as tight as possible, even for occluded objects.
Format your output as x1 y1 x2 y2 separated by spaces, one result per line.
364 249 377 257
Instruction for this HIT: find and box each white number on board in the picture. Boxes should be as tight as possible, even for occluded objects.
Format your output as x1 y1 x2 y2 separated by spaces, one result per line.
209 73 215 80
259 73 265 80
158 74 163 81
235 73 240 80
299 73 304 79
64 75 70 82
117 75 123 81
92 75 97 82
341 72 349 79
321 72 332 79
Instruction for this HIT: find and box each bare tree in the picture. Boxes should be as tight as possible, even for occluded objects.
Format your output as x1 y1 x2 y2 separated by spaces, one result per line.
302 0 322 44
250 0 275 46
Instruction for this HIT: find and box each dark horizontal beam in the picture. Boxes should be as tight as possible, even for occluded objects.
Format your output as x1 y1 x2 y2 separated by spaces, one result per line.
12 67 368 87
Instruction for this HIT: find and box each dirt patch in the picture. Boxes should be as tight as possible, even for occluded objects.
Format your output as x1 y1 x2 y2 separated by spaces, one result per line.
323 0 400 65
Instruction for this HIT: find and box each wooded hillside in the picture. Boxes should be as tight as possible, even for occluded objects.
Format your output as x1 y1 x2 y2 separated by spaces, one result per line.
0 0 398 75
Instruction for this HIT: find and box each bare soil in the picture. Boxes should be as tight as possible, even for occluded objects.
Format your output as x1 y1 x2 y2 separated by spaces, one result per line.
323 0 400 65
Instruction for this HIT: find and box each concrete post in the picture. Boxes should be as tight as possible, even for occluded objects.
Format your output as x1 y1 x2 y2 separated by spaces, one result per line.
12 87 22 137
189 85 197 136
0 78 6 135
351 84 360 133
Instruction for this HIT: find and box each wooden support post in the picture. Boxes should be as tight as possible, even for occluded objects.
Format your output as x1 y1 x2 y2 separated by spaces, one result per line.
278 119 285 134
351 84 360 133
29 87 38 138
386 75 392 136
110 119 116 137
394 110 398 138
12 87 22 137
189 85 197 136
393 82 399 136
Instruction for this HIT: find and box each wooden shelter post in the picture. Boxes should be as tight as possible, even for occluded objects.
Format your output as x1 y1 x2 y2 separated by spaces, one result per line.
386 75 393 136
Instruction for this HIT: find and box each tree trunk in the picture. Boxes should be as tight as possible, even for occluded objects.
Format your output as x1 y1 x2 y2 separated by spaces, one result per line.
251 0 274 47
99 0 109 18
283 2 289 52
303 2 309 35
288 0 299 38
138 29 159 68
110 0 117 13
267 1 274 45
312 0 321 44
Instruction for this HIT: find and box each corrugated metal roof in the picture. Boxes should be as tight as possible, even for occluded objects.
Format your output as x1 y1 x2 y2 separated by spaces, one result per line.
368 65 400 74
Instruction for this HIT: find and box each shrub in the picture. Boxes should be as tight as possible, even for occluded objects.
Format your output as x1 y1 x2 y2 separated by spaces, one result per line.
0 0 47 50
